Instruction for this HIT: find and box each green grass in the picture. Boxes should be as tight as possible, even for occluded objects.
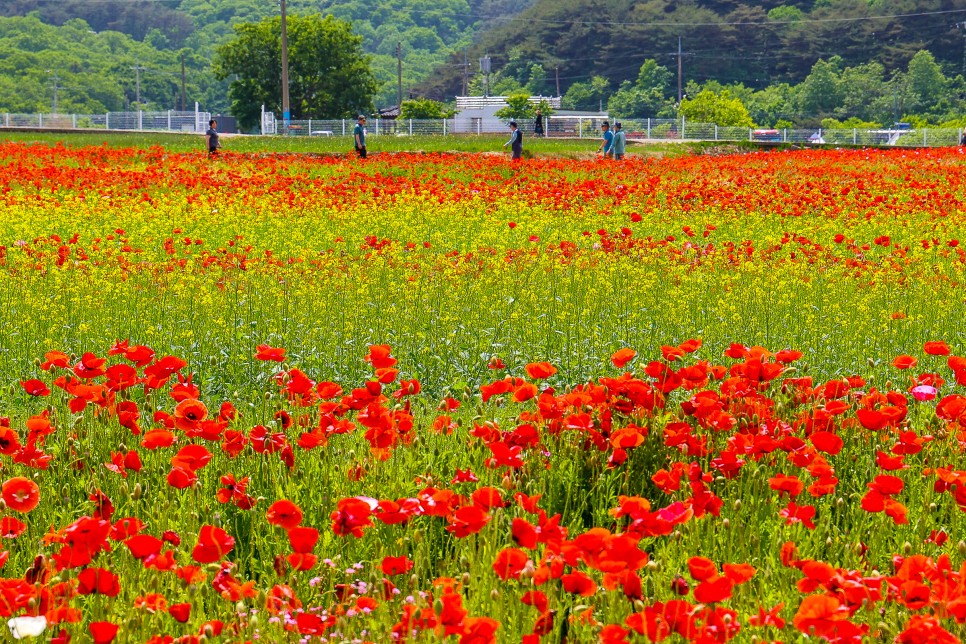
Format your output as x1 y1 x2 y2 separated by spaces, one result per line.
0 128 707 156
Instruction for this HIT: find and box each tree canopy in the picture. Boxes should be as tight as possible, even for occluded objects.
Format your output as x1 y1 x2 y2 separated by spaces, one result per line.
214 14 377 129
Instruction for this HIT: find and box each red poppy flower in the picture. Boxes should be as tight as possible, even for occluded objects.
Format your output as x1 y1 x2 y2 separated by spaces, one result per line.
924 341 951 356
687 557 718 581
20 379 50 396
365 344 397 369
0 517 26 538
492 547 529 581
470 487 505 509
525 362 557 379
694 576 733 603
561 571 597 596
77 567 121 597
169 602 191 623
89 621 119 644
892 355 917 369
330 497 375 537
287 526 318 553
166 466 197 489
2 477 40 513
381 555 414 576
611 348 637 368
255 344 286 362
267 499 303 530
191 525 235 563
445 505 491 537
513 383 539 403
173 399 207 430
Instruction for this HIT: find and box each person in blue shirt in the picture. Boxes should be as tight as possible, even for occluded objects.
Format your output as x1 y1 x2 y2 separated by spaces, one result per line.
353 115 367 158
612 122 627 160
597 121 614 158
503 120 523 161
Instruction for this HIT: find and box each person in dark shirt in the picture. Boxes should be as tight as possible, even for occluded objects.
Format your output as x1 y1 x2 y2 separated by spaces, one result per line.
534 109 544 137
354 115 367 158
205 119 220 156
504 120 523 160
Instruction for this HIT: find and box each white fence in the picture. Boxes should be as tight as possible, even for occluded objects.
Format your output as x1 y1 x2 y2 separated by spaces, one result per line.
2 111 961 148
264 116 960 148
1 110 212 133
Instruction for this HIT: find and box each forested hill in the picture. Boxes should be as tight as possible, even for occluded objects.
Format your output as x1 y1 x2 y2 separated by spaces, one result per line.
418 0 966 100
0 0 534 111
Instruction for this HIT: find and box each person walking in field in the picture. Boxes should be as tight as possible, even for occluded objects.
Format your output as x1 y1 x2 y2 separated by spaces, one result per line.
597 121 614 158
961 127 966 146
612 122 626 160
205 119 220 156
504 120 523 161
534 109 544 137
354 115 368 158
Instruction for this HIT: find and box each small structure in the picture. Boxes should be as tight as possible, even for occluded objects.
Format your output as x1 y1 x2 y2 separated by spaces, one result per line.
452 96 561 134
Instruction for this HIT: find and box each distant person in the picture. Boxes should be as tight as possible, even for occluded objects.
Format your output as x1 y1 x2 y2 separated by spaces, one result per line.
205 119 220 156
534 109 544 137
597 121 614 158
961 127 966 146
504 120 523 161
612 122 626 160
354 115 367 158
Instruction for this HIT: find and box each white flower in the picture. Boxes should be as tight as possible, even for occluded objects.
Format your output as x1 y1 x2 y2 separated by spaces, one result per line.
8 616 46 639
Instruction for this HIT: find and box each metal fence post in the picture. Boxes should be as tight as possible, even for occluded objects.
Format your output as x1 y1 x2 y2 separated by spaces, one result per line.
106 113 109 129
783 128 787 142
715 125 718 141
167 110 171 131
3 113 7 127
342 120 346 136
579 120 583 138
853 128 857 145
647 118 651 139
924 129 928 146
308 119 312 135
443 119 446 135
681 116 685 139
409 119 413 136
72 114 77 128
138 110 142 130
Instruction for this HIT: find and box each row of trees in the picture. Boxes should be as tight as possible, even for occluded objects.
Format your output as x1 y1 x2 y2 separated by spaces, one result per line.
420 0 966 106
1 0 533 111
566 50 966 128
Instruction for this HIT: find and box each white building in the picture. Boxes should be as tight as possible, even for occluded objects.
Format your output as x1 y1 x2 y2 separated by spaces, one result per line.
452 96 561 134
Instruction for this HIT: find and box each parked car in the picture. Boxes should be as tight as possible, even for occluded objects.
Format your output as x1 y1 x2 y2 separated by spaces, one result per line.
752 129 782 142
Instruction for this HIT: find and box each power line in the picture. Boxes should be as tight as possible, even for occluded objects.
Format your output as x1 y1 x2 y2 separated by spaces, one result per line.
32 0 966 29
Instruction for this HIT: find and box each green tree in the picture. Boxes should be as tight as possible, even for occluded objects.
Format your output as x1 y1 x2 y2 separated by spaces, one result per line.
906 50 947 115
493 93 553 120
607 59 673 118
214 14 377 129
562 76 610 112
399 98 455 119
794 57 844 120
679 89 753 126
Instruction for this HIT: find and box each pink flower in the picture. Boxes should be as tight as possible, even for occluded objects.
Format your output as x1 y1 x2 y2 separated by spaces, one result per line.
911 385 937 401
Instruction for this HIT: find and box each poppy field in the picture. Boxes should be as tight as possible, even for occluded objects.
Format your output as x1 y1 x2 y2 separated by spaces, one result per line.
1 141 966 643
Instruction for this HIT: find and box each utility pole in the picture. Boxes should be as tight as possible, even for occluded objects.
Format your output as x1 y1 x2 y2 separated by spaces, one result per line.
959 22 966 77
677 36 683 103
47 71 62 114
396 42 403 107
180 52 187 112
131 63 145 107
462 49 468 96
480 55 491 98
555 66 560 96
280 0 291 126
